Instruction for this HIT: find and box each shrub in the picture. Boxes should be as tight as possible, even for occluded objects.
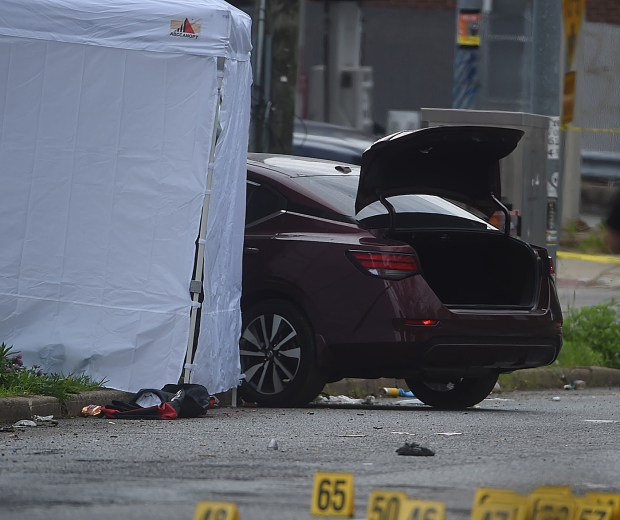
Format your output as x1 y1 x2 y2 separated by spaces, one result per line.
0 342 105 401
559 300 620 369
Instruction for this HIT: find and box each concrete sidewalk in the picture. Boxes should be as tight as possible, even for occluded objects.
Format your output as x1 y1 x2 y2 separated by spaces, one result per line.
556 251 620 289
2 251 620 425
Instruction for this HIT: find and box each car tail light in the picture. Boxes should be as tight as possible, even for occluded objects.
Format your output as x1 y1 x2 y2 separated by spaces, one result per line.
347 250 419 280
540 253 555 279
403 319 439 327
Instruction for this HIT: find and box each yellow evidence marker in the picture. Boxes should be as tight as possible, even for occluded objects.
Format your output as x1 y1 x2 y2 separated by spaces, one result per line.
575 501 614 520
471 487 528 520
532 486 573 496
473 488 524 509
584 493 620 520
193 501 239 520
471 499 528 520
397 498 445 520
366 490 409 520
311 471 355 517
528 495 577 520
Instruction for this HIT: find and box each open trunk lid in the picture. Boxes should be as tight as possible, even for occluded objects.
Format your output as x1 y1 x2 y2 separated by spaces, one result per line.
355 125 524 217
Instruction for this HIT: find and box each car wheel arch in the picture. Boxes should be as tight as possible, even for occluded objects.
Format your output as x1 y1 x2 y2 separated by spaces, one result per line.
238 297 326 406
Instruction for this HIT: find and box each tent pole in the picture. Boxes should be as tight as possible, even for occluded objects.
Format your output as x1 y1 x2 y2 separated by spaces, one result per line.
184 57 226 385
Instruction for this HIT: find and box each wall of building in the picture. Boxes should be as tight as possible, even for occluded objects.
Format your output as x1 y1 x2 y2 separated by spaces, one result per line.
300 3 456 132
586 0 620 25
579 22 620 154
363 0 620 25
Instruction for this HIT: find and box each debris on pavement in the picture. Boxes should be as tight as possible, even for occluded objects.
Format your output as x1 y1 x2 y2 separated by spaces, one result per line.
314 395 376 406
81 405 103 417
13 420 37 428
552 396 561 401
391 431 416 436
34 415 58 426
382 387 415 397
435 432 462 436
563 380 586 390
268 438 279 450
392 398 424 406
1 416 58 431
396 441 435 456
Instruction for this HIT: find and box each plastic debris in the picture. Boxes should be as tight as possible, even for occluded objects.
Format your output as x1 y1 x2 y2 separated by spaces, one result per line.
13 420 37 428
435 432 462 436
134 391 164 408
81 404 102 417
383 387 415 398
396 441 435 457
392 398 424 406
34 415 58 426
563 380 586 390
268 438 278 450
552 396 561 401
33 415 54 422
314 395 376 406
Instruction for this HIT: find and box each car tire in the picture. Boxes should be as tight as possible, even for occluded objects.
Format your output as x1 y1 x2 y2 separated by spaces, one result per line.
405 374 499 409
239 299 325 407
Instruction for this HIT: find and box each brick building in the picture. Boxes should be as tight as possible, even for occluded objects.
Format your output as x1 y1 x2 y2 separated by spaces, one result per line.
301 0 619 148
364 0 619 25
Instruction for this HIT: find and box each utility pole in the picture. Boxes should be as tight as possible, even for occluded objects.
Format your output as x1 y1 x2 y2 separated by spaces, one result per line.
452 0 563 258
452 0 482 109
307 0 372 131
244 0 301 153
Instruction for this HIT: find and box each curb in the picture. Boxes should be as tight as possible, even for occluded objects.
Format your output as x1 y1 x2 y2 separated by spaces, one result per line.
2 367 619 424
322 367 620 399
0 389 133 425
557 250 620 264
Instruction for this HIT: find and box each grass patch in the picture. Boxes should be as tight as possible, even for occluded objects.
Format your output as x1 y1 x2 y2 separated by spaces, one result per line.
0 342 105 402
561 220 609 254
499 300 620 391
559 300 620 369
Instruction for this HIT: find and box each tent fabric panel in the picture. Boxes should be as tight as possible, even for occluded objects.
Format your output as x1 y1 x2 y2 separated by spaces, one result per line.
0 0 252 60
0 39 220 392
192 58 252 394
0 297 190 390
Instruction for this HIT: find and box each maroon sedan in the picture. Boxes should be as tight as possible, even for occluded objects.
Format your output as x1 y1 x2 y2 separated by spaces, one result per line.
239 126 563 408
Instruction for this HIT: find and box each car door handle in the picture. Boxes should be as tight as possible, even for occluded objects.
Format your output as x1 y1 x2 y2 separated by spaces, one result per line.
244 247 260 255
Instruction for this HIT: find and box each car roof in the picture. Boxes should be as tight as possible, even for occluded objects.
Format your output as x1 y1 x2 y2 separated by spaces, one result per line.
248 153 361 178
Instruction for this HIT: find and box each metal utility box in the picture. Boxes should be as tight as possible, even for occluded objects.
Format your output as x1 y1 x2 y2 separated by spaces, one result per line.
421 108 552 249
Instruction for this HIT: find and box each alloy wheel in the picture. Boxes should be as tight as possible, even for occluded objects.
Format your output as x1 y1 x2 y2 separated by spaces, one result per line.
240 312 302 396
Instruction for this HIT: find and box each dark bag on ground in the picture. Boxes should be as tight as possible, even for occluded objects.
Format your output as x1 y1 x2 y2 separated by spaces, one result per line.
101 383 215 420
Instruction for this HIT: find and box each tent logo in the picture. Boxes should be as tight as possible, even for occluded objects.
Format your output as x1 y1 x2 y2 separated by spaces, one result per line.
170 18 201 39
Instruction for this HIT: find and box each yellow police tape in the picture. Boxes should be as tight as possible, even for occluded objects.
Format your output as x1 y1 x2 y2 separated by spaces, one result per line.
561 124 620 134
557 250 620 264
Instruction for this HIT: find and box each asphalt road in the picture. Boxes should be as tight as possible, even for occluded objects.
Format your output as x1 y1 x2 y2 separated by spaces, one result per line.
1 389 618 520
557 285 620 310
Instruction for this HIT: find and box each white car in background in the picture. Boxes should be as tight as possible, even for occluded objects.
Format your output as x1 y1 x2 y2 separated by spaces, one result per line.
293 119 377 165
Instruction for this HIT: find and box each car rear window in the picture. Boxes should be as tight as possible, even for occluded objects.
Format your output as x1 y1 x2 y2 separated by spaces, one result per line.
294 175 492 228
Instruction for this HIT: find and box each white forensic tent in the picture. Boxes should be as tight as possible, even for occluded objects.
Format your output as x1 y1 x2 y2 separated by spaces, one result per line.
0 0 252 394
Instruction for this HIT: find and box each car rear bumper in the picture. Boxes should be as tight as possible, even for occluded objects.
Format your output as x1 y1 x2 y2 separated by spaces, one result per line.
321 332 563 380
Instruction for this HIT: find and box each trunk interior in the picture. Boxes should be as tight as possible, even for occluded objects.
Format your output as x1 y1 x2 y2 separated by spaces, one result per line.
391 230 540 308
